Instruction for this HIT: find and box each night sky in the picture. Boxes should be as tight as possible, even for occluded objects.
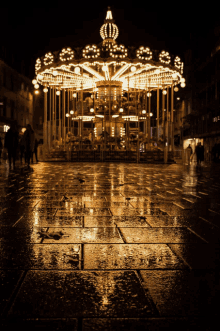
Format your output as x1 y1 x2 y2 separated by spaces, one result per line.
1 1 218 80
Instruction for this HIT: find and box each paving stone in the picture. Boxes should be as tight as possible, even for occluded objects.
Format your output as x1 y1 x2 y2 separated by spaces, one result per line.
140 270 220 316
0 270 24 314
0 318 78 330
84 244 187 269
8 271 156 318
120 227 205 243
0 227 44 243
0 244 81 269
16 214 84 228
56 208 112 216
82 317 213 331
110 208 167 216
43 227 123 243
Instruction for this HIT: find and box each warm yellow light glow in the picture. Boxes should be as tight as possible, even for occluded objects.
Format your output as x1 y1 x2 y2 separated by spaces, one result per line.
75 67 80 74
136 46 152 60
73 93 77 98
131 66 136 72
35 58 41 73
34 84 39 89
53 70 58 76
83 45 100 59
174 87 179 92
177 97 180 100
142 110 146 114
34 90 39 94
102 65 108 72
147 92 152 97
56 90 60 95
90 108 94 112
32 79 37 85
119 108 123 112
112 114 119 118
162 90 167 95
150 112 153 116
66 113 70 117
59 47 74 61
70 110 74 114
109 44 128 59
44 52 54 66
43 87 48 93
180 82 185 88
159 51 171 64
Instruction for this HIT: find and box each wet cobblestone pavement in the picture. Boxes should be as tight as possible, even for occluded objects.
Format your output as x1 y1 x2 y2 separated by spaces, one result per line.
0 162 220 330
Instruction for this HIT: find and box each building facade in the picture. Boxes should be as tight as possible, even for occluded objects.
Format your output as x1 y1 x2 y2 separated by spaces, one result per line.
0 58 34 140
174 29 220 162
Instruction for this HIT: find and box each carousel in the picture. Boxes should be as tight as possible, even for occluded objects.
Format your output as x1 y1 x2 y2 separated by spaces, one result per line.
32 7 185 162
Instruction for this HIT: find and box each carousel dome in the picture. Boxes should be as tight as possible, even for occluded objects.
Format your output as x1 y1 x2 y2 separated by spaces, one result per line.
100 7 119 45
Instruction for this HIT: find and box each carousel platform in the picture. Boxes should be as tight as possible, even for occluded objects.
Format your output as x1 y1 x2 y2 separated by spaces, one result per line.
40 149 175 163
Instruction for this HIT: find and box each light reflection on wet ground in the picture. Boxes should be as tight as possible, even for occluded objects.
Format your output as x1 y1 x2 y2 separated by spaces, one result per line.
0 162 220 328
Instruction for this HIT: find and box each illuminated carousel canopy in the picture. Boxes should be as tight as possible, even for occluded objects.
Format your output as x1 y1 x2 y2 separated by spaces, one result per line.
35 7 185 157
33 7 185 93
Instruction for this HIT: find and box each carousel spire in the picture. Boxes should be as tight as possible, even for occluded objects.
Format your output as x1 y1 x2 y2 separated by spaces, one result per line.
100 7 119 45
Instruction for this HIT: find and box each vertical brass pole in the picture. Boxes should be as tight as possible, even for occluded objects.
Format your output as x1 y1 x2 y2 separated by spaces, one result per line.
63 89 66 150
127 77 129 151
44 90 47 147
54 89 57 140
149 93 151 149
81 82 83 150
67 90 69 135
157 87 159 146
109 80 111 138
50 87 53 148
59 91 61 142
171 84 174 152
167 87 169 153
162 91 165 140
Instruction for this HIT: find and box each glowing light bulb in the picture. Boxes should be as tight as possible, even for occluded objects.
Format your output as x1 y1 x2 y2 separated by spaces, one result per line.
90 108 94 112
73 93 77 98
34 90 39 95
56 91 60 96
70 110 74 115
75 67 80 74
34 84 39 89
162 90 167 95
181 82 186 88
131 66 136 72
53 70 58 76
119 108 123 112
174 87 179 92
142 110 146 114
32 79 37 85
43 88 48 93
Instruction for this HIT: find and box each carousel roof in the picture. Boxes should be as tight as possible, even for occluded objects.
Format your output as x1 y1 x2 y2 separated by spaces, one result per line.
33 7 185 92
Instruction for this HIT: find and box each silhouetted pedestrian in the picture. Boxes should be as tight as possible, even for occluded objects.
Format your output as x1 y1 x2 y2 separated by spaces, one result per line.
4 122 19 170
32 138 38 163
19 134 25 164
185 144 192 164
195 142 204 166
24 124 35 168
